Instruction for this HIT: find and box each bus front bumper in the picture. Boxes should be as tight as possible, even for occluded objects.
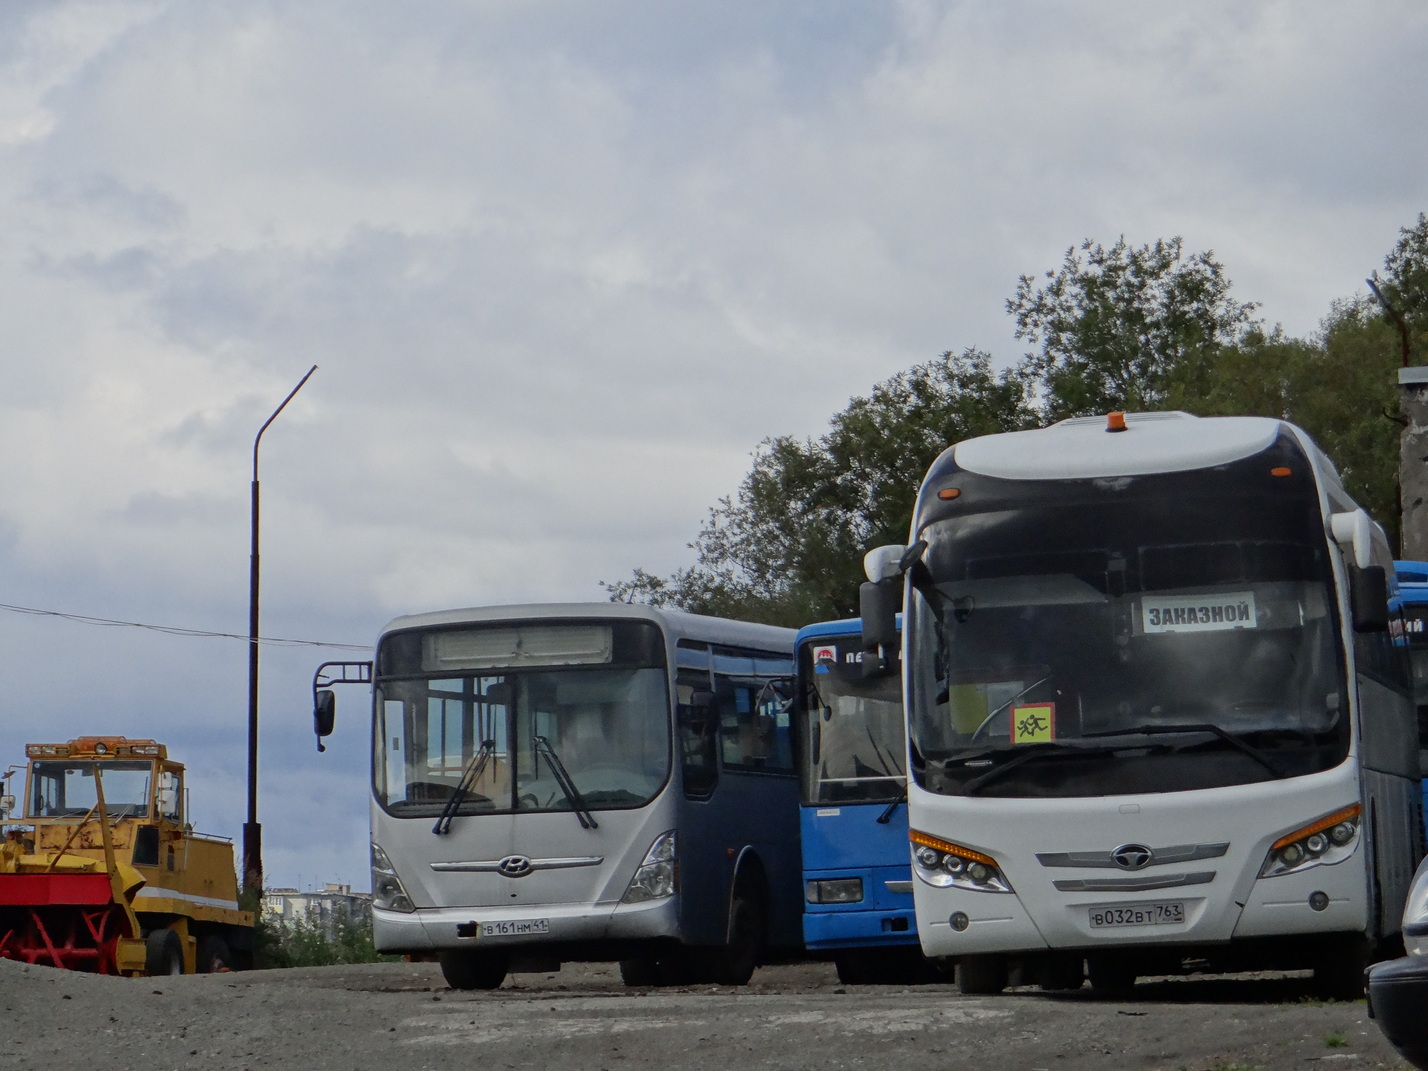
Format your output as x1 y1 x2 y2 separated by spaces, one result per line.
373 894 680 954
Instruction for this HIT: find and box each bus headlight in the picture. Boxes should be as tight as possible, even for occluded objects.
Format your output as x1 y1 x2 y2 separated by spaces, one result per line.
909 830 1012 893
371 842 415 912
1258 805 1360 879
623 830 677 903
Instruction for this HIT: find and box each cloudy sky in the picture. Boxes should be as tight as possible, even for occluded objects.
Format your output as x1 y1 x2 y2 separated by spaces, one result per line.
1 0 1424 891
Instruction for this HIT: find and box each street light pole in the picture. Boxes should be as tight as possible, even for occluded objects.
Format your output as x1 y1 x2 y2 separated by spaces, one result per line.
243 364 317 900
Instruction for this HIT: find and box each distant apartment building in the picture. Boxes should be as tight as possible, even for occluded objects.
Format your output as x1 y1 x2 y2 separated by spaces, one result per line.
264 882 372 937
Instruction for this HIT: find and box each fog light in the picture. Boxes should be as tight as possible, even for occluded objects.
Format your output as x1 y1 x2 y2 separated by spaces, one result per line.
806 878 864 905
1308 891 1329 912
949 912 970 932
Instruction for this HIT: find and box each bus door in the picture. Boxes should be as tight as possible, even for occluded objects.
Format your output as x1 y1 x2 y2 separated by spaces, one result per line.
675 642 798 948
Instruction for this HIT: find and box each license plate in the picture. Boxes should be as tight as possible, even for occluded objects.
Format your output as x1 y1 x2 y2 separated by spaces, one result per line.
1088 901 1185 928
479 917 549 937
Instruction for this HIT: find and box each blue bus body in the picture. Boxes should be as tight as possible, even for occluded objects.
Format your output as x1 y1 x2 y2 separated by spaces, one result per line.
795 618 936 983
1395 561 1428 832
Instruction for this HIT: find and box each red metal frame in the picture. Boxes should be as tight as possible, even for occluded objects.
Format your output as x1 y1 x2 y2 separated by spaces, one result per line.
0 902 131 973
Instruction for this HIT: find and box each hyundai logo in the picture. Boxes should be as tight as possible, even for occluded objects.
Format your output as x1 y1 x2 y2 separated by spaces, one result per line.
1111 844 1153 870
497 855 534 878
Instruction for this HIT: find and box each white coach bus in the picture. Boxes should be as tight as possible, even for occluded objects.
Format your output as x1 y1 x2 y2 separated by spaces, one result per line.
313 603 799 990
859 411 1423 996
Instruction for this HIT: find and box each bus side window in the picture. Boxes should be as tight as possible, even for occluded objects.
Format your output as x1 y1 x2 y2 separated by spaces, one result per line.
676 658 717 800
713 648 795 774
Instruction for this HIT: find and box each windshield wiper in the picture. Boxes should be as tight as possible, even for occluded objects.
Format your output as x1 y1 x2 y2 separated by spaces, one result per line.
1082 722 1288 779
957 743 1117 796
533 736 599 830
433 739 495 835
876 786 906 824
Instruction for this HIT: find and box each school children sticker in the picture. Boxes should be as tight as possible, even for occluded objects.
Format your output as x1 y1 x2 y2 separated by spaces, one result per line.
1011 702 1055 743
1142 592 1257 634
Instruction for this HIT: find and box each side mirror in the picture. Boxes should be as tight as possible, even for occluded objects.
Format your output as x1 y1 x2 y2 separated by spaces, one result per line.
861 580 899 677
314 689 336 752
1351 565 1389 633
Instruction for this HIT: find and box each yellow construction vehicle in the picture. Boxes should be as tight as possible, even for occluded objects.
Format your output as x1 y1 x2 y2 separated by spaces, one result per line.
0 736 254 975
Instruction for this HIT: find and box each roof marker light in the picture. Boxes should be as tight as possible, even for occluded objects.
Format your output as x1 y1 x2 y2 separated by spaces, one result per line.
938 488 960 500
1106 411 1128 433
1271 467 1292 477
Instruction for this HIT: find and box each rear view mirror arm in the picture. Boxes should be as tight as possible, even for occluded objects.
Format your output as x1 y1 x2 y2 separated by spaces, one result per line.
311 661 374 752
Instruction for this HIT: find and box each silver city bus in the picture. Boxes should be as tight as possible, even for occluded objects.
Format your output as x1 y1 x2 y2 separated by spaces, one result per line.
313 602 799 990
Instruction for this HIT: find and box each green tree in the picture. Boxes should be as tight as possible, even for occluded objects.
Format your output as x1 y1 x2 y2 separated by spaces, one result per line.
1009 236 1261 421
615 222 1423 615
1377 212 1428 360
1167 305 1403 548
603 349 1034 625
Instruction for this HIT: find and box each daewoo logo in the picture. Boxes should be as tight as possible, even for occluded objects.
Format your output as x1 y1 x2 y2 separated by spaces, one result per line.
496 855 533 878
1111 844 1153 870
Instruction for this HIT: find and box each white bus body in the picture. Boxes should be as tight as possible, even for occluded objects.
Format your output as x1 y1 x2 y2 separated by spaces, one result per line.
869 412 1423 994
316 603 798 990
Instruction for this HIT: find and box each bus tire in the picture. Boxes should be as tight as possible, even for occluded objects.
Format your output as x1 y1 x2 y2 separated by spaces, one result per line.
956 954 1007 995
438 949 508 991
618 957 661 987
709 890 764 986
144 928 184 976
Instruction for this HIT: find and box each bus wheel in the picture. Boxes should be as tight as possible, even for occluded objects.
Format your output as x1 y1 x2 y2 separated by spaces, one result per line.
1086 955 1136 992
709 891 764 986
438 949 508 991
955 954 1008 995
618 957 661 987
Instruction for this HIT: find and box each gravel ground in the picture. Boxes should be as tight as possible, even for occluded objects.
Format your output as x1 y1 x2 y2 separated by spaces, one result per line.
0 957 1412 1071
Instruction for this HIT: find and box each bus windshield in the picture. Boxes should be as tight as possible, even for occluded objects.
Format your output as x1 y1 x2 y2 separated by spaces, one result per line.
374 620 671 818
906 485 1349 799
798 636 904 805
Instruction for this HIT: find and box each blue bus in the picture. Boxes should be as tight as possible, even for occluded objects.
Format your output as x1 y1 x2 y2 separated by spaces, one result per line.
312 602 801 989
1395 561 1428 832
795 618 939 984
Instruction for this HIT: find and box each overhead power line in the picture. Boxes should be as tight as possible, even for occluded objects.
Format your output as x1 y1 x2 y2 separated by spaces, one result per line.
0 601 369 651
